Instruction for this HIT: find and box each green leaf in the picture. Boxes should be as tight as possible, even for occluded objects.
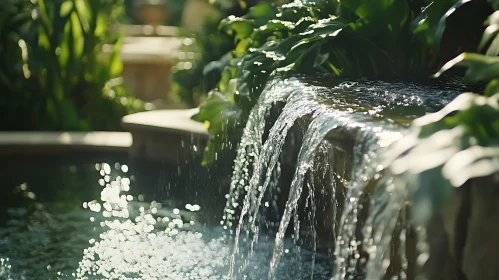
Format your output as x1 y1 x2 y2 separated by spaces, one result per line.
485 78 499 96
94 10 107 37
108 37 123 78
60 1 73 17
387 92 499 224
70 11 84 60
479 11 499 56
58 19 71 69
245 2 277 26
37 0 53 35
342 0 409 35
412 0 458 51
191 91 241 165
434 53 499 86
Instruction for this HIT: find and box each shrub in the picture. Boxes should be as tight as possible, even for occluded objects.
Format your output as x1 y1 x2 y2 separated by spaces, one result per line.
388 3 499 223
0 0 144 131
192 0 492 165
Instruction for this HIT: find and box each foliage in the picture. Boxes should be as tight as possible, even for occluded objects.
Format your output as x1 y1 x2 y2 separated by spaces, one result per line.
386 93 499 224
0 0 144 131
387 4 499 224
170 11 233 107
192 0 493 165
170 0 264 108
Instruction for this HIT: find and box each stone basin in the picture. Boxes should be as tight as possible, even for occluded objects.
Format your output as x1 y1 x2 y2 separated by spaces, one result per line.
121 109 207 164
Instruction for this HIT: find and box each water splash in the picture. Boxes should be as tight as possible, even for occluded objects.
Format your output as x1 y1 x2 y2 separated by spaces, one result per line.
225 76 460 279
229 81 329 277
269 111 346 279
223 78 296 233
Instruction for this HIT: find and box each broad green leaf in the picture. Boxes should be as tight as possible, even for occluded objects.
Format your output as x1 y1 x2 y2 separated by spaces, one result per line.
74 0 90 32
37 0 53 35
245 2 277 26
479 11 499 56
485 78 499 96
58 19 71 68
94 10 107 37
412 0 458 51
108 37 123 78
387 92 499 224
434 53 499 85
70 11 84 60
341 0 409 34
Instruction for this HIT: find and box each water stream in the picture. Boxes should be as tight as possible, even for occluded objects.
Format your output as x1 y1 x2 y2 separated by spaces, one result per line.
0 75 466 279
225 75 463 279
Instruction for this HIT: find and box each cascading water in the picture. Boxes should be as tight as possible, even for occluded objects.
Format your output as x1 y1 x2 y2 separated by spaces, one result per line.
228 80 331 277
224 75 463 279
268 111 345 279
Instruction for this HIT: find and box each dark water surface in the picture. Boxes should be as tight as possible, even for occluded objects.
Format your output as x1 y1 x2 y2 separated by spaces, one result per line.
0 155 331 279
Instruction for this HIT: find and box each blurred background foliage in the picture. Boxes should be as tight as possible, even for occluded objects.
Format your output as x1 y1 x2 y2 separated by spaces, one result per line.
170 0 267 108
0 0 144 131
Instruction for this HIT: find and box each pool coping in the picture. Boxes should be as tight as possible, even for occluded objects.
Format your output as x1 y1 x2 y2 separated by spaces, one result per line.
0 131 132 156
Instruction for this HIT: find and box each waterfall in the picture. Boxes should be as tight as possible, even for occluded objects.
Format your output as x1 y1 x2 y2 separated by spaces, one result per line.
224 76 461 279
228 79 330 277
268 111 344 279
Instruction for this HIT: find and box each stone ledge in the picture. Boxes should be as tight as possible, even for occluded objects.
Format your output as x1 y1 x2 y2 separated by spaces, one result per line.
121 109 207 163
121 109 207 137
0 131 132 155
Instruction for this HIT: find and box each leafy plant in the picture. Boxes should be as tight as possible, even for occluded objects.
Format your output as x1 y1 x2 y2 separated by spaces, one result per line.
386 92 499 223
387 3 499 223
170 0 265 107
193 0 486 165
0 0 144 131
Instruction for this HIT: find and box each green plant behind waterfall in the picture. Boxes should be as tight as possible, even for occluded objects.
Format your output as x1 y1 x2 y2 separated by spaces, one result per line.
193 0 450 165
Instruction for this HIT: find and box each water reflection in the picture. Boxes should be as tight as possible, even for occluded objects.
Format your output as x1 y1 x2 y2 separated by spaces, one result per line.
77 163 231 279
0 159 330 279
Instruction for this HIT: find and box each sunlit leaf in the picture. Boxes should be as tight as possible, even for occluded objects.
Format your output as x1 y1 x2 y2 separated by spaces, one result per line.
387 92 499 224
479 11 499 56
412 0 459 51
70 11 84 60
108 37 123 78
58 19 71 69
434 53 499 86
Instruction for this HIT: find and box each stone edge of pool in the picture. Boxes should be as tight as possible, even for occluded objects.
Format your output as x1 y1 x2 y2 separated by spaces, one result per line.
0 131 133 156
0 109 209 164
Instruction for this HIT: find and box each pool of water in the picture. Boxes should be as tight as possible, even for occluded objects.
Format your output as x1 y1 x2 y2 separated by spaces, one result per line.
0 155 332 279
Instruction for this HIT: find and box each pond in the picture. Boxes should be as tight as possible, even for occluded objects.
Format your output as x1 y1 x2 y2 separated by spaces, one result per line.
0 155 332 279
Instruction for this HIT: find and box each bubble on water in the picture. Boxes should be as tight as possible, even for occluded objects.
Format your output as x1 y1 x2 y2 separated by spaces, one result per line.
103 163 111 175
121 165 128 173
